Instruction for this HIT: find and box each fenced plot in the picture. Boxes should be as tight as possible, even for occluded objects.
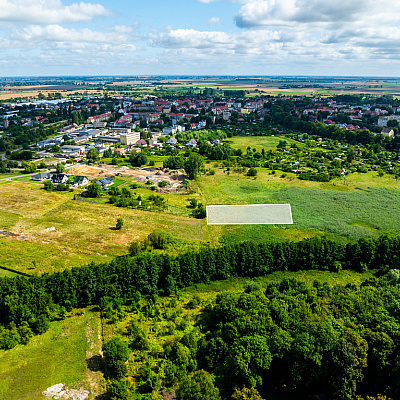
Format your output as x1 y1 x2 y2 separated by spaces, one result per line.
206 204 293 225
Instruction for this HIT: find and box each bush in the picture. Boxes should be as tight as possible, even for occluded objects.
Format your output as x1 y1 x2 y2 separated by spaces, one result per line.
128 240 143 256
55 183 69 192
103 337 130 379
106 380 129 400
190 198 198 208
86 182 102 198
130 152 147 167
158 180 170 188
145 229 172 249
193 203 206 219
24 161 37 173
116 218 124 230
247 167 257 177
43 180 54 191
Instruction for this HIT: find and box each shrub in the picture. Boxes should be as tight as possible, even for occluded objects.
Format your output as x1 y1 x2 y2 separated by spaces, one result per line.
145 229 172 249
116 218 124 230
247 167 258 177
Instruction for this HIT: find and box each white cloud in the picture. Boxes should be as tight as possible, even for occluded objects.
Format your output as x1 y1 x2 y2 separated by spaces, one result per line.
208 17 221 24
0 0 110 24
13 25 130 43
149 28 296 51
235 0 400 28
113 24 137 33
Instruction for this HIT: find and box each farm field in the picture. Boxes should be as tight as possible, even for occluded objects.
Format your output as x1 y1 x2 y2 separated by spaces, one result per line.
0 308 104 400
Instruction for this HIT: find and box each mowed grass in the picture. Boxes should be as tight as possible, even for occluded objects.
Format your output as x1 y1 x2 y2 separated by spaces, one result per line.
0 309 102 400
229 135 305 151
0 182 207 274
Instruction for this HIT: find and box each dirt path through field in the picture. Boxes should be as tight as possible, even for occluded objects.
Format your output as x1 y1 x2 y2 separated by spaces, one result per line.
85 310 105 399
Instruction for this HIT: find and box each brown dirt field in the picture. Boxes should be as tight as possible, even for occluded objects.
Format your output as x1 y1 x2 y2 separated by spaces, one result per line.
69 164 187 190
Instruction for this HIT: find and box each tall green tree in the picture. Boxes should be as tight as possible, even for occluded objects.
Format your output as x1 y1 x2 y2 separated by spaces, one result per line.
184 153 204 179
176 370 221 400
102 336 129 379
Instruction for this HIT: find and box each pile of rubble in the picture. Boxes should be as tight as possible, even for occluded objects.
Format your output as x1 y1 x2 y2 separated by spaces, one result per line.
42 383 89 400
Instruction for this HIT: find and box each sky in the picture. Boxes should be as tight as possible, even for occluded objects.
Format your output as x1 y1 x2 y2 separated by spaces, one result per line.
1 0 400 77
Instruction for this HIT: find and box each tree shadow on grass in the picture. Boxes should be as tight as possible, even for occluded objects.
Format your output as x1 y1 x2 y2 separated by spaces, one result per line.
86 355 104 372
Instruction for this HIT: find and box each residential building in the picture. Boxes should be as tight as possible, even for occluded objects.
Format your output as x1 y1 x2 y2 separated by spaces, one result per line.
381 128 395 137
96 176 114 190
120 131 140 145
52 174 68 183
72 176 89 187
32 172 51 181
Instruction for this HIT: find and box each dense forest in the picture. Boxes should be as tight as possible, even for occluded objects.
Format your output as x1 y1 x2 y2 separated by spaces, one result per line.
1 232 400 399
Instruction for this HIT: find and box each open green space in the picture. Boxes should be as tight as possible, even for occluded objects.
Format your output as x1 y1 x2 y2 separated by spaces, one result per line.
0 308 104 400
197 166 400 243
181 269 373 296
0 268 20 278
0 171 25 179
229 135 304 151
0 181 207 274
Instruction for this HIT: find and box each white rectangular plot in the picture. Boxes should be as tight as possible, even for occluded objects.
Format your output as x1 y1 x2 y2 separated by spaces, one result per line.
206 204 293 225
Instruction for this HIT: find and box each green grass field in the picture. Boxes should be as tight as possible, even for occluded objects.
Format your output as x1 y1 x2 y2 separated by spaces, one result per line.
0 181 207 274
0 308 104 400
182 269 373 296
197 166 400 243
229 135 304 151
0 267 21 278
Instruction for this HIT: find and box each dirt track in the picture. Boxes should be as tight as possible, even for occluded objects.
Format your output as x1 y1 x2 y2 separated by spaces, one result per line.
68 164 187 190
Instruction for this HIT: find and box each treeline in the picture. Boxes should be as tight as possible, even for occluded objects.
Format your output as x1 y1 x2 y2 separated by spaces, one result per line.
198 276 400 399
174 129 227 143
0 234 399 350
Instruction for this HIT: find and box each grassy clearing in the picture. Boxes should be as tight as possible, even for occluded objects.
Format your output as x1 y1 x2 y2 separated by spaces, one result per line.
229 135 304 151
0 308 104 400
0 171 25 179
0 181 206 274
182 269 373 296
197 168 400 242
274 186 400 239
0 268 20 278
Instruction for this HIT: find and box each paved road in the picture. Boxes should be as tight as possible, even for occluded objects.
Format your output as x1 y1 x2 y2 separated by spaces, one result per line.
0 162 86 182
0 172 37 182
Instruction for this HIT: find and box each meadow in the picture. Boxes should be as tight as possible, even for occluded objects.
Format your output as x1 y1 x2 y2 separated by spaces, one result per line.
228 135 304 151
0 308 104 400
0 181 206 274
198 164 400 243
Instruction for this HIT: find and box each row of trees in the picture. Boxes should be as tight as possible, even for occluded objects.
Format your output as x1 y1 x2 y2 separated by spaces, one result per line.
0 234 400 350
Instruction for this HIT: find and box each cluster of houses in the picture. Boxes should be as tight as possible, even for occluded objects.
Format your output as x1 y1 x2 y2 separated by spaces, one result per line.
32 172 89 187
3 89 400 143
32 172 115 191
